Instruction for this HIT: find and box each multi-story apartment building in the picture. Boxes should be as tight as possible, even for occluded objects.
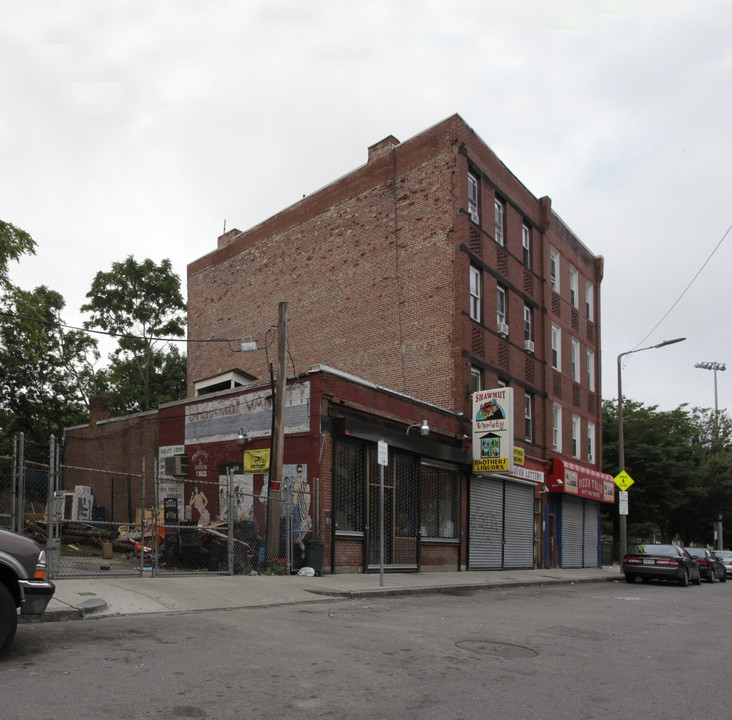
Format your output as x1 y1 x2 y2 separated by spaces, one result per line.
186 114 613 570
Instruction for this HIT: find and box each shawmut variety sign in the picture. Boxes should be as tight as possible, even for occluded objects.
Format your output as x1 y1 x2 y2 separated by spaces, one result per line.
472 387 514 473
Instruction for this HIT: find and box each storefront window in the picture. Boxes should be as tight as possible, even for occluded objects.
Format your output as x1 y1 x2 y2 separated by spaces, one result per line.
334 439 366 532
420 462 460 540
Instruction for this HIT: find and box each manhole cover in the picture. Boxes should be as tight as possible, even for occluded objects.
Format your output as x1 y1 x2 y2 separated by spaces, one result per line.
456 640 538 658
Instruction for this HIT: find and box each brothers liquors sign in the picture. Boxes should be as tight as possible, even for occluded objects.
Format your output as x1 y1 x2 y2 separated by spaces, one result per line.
472 387 514 473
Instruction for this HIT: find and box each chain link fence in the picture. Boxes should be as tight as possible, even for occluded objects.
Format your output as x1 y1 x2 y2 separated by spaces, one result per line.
3 435 313 579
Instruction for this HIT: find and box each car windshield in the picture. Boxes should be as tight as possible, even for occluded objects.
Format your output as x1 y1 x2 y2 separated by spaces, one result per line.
632 544 678 557
685 548 706 558
715 550 732 558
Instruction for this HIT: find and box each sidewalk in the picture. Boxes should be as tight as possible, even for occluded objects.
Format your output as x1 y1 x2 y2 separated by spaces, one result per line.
23 566 621 622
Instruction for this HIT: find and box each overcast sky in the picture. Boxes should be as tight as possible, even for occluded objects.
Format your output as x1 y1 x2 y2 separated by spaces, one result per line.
2 0 730 415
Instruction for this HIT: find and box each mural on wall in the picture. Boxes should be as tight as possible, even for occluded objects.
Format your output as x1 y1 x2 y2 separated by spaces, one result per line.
217 463 253 523
187 449 211 525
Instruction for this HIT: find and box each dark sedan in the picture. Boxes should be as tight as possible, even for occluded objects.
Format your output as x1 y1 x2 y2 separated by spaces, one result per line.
622 543 701 586
684 547 727 583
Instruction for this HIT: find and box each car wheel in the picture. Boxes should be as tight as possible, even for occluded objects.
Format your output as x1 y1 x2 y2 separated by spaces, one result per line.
625 574 635 584
707 571 715 584
0 583 18 658
720 573 727 583
679 569 689 587
693 570 702 585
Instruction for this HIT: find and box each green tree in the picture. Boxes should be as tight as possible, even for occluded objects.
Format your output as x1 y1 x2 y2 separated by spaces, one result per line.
0 219 36 290
81 256 187 413
0 285 93 459
602 399 701 544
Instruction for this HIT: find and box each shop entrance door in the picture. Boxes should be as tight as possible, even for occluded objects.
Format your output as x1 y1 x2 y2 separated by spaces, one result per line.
367 452 418 571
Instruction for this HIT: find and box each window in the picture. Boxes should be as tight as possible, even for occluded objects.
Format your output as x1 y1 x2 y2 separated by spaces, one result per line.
470 366 482 394
524 393 533 442
551 324 561 370
571 338 580 382
550 247 559 291
469 266 481 322
587 421 596 463
552 404 562 451
334 439 366 532
585 281 594 321
522 223 531 268
523 305 532 343
494 198 504 246
468 173 479 224
496 285 507 328
586 350 595 392
572 415 581 458
421 462 460 540
569 265 578 308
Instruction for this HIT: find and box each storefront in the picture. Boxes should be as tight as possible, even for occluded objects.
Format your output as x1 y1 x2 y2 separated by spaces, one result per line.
545 459 615 568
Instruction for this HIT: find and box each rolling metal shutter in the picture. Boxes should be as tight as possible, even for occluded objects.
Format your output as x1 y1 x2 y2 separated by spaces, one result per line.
582 501 599 568
561 495 584 568
469 476 503 569
503 481 535 569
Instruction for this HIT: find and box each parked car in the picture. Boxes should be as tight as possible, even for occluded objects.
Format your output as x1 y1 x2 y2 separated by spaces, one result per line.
714 549 732 578
0 528 56 657
622 543 701 586
684 547 727 583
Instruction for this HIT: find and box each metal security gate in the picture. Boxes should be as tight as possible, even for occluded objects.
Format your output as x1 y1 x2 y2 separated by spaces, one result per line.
561 495 584 568
367 451 418 570
503 481 535 568
583 501 599 568
469 476 503 568
469 476 534 570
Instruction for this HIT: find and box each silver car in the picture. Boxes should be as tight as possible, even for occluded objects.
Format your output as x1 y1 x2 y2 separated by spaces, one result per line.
1 528 56 657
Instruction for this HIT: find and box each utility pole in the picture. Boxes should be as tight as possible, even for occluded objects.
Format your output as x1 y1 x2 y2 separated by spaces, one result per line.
266 302 288 565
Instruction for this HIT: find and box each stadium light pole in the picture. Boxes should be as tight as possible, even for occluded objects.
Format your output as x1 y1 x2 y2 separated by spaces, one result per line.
617 337 686 563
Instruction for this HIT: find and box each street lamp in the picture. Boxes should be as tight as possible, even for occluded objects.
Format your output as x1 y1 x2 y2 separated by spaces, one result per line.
694 361 726 414
617 337 686 564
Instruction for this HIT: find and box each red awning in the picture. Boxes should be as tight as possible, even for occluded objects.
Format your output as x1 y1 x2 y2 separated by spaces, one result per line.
548 459 615 503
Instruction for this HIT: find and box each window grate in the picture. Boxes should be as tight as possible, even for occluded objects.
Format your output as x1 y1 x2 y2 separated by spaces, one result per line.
472 325 484 356
523 270 534 297
497 248 508 277
498 339 509 369
553 372 562 397
525 356 535 384
469 226 482 257
552 293 561 317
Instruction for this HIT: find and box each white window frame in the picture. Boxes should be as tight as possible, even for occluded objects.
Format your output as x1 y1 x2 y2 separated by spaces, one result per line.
522 223 531 268
468 173 479 224
524 393 533 442
572 415 581 458
496 285 507 327
550 247 560 292
494 198 504 247
586 349 595 392
585 281 594 321
469 266 481 322
551 324 561 370
523 305 532 342
569 265 579 308
571 338 580 382
552 404 562 452
587 421 596 463
471 366 482 393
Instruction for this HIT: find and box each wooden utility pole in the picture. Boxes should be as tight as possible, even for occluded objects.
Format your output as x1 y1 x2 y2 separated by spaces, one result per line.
266 302 288 564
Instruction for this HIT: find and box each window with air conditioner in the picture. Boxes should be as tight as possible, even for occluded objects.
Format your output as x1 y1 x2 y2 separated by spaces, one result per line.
523 305 533 351
525 393 533 442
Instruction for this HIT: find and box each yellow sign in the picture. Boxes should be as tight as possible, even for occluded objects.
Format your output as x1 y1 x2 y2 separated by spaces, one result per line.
474 458 511 473
244 449 271 473
513 447 525 466
614 471 634 491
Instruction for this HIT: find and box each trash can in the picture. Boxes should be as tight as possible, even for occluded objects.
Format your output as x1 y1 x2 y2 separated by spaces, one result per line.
304 538 325 576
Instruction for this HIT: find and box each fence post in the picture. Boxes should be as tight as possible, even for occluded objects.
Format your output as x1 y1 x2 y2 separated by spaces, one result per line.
228 467 234 575
46 435 55 578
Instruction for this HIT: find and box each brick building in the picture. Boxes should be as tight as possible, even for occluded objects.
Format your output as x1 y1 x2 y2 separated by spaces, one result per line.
187 114 614 569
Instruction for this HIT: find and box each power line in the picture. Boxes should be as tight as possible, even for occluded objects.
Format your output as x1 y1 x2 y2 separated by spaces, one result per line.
633 223 732 351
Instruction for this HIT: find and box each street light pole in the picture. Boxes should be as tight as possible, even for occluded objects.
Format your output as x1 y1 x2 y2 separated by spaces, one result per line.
617 337 686 564
694 361 726 415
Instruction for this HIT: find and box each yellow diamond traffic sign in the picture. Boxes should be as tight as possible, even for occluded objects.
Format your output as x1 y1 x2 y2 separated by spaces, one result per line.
614 471 634 491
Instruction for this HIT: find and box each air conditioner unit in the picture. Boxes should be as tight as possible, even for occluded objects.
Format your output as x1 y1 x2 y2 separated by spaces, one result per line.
469 209 480 224
164 455 189 478
524 340 535 353
497 322 509 337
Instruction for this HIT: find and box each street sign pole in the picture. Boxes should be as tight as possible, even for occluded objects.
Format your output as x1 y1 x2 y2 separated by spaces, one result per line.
377 441 388 587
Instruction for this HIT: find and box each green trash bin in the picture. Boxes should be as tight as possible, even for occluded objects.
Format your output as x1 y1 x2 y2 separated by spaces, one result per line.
304 538 325 576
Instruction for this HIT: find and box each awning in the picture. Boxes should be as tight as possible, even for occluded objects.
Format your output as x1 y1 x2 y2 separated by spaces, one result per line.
548 459 615 503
